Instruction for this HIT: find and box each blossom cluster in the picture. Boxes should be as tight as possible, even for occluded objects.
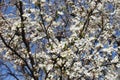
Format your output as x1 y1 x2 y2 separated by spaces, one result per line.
0 0 120 80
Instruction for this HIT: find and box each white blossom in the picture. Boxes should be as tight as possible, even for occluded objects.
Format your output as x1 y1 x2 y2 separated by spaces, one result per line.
41 0 46 3
46 16 53 22
22 13 30 17
46 64 53 71
57 11 64 15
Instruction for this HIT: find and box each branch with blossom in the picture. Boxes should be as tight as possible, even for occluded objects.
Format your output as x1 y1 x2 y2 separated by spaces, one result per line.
0 0 120 80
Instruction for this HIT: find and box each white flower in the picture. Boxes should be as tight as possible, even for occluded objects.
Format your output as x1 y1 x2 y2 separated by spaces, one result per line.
46 16 53 22
46 64 53 71
97 3 103 10
88 37 95 41
22 13 30 17
95 43 103 49
38 64 45 68
60 51 68 57
90 1 96 9
102 47 113 53
41 0 46 3
52 21 59 26
31 78 34 80
93 9 99 13
57 59 62 65
116 63 120 68
32 0 37 4
28 9 35 13
70 26 81 31
81 12 86 16
66 70 70 75
91 16 96 20
84 70 88 75
12 22 19 30
12 21 21 30
57 11 64 15
60 48 72 57
110 10 116 16
32 36 43 42
12 26 16 30
65 61 71 67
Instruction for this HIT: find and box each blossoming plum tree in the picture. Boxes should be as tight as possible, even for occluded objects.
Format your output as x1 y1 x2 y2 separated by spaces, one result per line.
0 0 120 80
